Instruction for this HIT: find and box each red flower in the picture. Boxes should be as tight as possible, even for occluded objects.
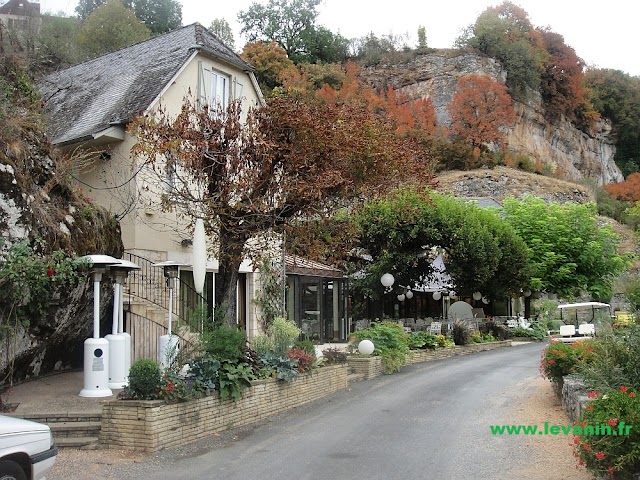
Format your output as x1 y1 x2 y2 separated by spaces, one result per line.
585 405 594 411
573 435 580 444
630 392 637 398
608 418 618 427
587 391 600 399
47 267 55 277
595 451 606 460
547 359 555 365
608 466 615 476
620 385 628 393
582 443 591 452
166 382 174 392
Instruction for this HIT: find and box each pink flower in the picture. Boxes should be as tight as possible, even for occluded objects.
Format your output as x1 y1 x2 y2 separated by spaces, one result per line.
608 418 618 427
582 443 591 452
608 466 615 476
620 385 628 393
630 392 637 398
595 451 606 460
587 391 600 399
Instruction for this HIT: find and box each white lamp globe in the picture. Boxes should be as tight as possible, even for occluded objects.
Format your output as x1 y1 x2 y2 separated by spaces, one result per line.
397 294 405 302
405 290 413 299
380 273 395 288
482 296 490 304
473 291 482 301
432 291 441 301
358 339 375 356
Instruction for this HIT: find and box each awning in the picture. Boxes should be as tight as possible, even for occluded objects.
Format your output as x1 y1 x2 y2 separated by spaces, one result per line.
285 254 344 279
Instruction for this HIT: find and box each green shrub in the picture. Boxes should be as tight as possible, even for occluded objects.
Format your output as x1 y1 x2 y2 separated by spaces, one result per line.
352 321 411 374
512 326 544 341
200 325 247 361
540 340 595 383
187 356 220 395
408 331 439 349
480 320 512 340
217 361 255 401
126 359 161 399
321 347 348 364
251 317 301 357
575 386 640 479
260 352 299 382
578 327 640 392
452 320 472 345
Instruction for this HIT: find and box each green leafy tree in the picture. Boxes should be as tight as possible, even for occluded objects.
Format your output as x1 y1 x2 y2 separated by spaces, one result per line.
122 0 182 34
238 0 346 64
74 0 151 60
501 195 630 298
417 25 427 49
75 0 105 19
349 188 530 300
76 0 180 33
209 18 235 50
33 14 80 72
585 68 640 176
459 1 544 99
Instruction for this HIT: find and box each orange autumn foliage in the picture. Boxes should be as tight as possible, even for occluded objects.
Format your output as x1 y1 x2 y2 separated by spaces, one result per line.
604 173 640 202
448 74 517 149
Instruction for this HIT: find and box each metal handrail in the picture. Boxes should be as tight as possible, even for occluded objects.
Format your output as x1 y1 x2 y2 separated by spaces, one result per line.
126 311 198 364
122 252 207 333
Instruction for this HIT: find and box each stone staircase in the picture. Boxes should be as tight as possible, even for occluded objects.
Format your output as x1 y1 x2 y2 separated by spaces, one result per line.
16 412 102 449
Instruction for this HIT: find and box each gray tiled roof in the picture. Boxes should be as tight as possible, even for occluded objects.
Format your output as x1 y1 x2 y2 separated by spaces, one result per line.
39 23 253 146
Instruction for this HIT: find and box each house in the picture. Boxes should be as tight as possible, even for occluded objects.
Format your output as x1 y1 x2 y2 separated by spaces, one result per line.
38 23 266 340
0 0 41 41
39 23 349 346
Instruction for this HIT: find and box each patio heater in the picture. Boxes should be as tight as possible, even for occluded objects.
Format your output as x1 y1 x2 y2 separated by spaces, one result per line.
78 254 119 398
105 259 140 389
153 260 184 369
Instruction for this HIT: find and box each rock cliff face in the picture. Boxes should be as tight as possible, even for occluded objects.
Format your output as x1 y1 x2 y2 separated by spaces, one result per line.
0 126 123 383
361 51 624 186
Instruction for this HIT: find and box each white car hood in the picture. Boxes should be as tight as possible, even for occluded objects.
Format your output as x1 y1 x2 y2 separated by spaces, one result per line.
0 415 50 435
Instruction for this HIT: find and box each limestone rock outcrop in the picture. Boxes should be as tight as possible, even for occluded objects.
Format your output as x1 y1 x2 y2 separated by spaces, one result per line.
361 51 623 186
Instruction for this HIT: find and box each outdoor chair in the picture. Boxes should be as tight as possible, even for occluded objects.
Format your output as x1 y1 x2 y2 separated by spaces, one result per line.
578 323 595 337
558 325 577 342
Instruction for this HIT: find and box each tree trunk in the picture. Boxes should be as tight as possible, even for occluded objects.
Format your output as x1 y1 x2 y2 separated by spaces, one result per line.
214 227 248 327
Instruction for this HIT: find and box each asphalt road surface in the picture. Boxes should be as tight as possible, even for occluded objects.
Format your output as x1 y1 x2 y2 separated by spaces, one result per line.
55 343 548 480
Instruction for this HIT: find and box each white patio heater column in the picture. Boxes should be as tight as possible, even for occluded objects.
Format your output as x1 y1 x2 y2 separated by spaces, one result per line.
106 259 140 389
153 261 184 369
78 254 119 398
192 219 207 331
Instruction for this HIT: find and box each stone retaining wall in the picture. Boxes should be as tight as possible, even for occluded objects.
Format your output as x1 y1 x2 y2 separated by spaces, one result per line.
560 376 589 423
100 365 347 452
407 341 512 364
347 341 512 380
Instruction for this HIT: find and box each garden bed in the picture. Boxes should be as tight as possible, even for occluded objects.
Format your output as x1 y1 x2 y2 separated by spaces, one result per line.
100 364 347 452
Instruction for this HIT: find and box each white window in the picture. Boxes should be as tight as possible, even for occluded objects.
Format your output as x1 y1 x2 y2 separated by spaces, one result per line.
198 61 230 114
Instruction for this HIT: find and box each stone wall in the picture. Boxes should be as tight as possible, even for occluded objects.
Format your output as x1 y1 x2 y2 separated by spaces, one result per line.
347 341 512 380
407 341 512 364
561 376 589 423
347 356 383 379
100 364 348 452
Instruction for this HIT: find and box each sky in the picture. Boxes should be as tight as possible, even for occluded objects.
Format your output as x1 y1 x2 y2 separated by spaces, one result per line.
36 0 640 77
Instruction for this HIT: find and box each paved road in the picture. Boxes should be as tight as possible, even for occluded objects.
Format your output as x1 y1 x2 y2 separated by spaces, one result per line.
55 343 547 480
